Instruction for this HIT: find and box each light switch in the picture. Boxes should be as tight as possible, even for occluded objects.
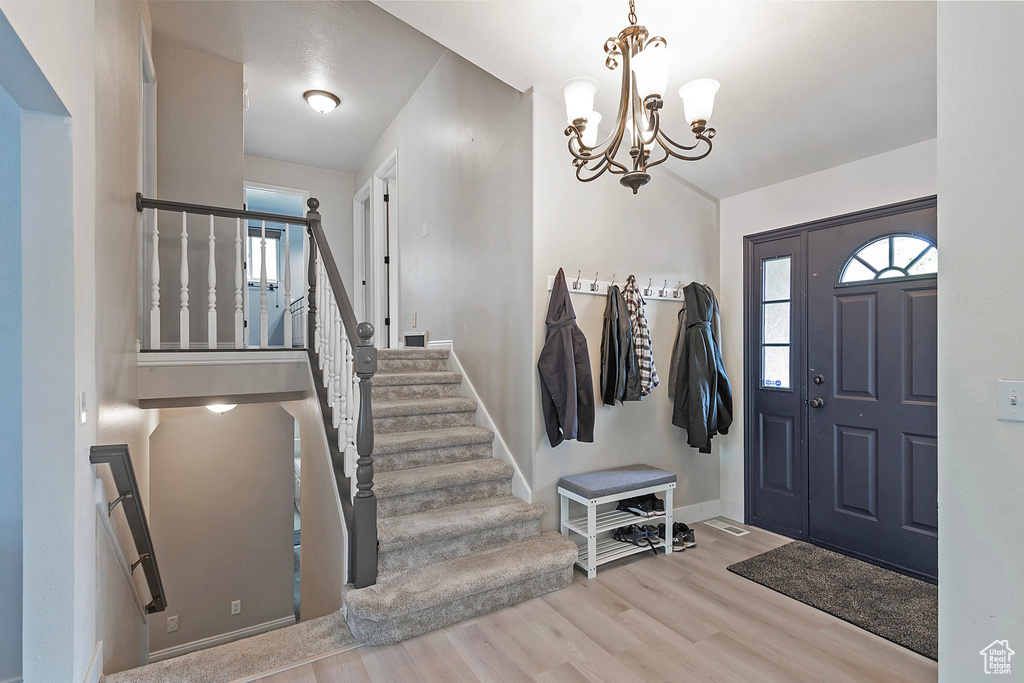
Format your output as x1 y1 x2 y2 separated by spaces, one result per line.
997 381 1024 421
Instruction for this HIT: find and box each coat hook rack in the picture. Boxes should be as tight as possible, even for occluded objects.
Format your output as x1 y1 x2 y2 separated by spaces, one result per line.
548 273 688 302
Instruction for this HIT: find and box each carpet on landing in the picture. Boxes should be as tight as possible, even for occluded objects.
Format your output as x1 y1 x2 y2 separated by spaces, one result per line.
727 540 937 660
100 610 357 683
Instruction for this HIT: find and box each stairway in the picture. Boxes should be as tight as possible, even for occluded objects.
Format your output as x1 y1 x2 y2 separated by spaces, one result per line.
343 348 577 646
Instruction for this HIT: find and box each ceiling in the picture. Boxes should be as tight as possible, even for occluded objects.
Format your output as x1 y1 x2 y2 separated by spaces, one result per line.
149 1 447 174
372 1 937 199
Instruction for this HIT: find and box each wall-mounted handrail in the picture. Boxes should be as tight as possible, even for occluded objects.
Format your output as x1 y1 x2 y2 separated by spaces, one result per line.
90 444 167 614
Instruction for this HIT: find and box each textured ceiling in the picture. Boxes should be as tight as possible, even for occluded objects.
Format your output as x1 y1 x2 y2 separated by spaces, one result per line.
372 1 937 199
149 1 447 174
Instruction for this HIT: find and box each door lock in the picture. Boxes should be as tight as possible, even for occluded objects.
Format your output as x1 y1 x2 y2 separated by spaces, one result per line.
813 374 825 385
809 398 824 408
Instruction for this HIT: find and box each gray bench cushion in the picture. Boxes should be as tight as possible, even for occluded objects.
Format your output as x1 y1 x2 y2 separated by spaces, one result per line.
558 464 676 499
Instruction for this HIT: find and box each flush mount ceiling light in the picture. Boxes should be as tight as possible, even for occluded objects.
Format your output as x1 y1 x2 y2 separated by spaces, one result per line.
303 89 340 114
563 0 720 194
206 403 237 414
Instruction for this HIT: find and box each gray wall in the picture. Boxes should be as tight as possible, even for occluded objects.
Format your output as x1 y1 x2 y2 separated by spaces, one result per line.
244 155 356 294
0 79 22 683
283 392 346 621
149 404 294 654
531 88 720 527
93 1 158 670
153 41 244 348
355 51 536 484
937 4 1024 678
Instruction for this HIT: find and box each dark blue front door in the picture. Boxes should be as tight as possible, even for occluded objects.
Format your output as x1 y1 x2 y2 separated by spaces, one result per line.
806 206 937 580
746 198 938 581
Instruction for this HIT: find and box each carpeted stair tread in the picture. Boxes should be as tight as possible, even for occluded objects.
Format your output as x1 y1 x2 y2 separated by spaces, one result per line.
374 459 512 498
377 348 450 360
377 495 546 552
374 425 494 455
345 532 577 620
373 371 462 386
373 397 477 418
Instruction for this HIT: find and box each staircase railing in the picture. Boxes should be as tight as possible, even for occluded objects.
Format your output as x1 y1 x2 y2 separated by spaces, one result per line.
134 194 379 588
90 444 167 613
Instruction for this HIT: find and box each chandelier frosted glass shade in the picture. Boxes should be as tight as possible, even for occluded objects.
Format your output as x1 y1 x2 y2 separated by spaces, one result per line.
562 2 719 193
561 77 598 124
679 79 720 128
631 44 672 100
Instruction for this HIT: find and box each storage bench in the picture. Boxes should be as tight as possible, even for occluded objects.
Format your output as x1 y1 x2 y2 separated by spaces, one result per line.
558 464 676 578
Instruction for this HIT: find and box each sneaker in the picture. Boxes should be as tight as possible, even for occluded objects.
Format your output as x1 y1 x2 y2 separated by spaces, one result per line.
616 497 651 517
658 522 696 550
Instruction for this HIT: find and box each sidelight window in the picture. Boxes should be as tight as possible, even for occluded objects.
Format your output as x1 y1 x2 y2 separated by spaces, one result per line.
761 256 792 389
839 234 937 284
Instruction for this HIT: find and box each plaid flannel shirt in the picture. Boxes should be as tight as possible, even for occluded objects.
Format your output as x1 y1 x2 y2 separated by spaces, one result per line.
622 276 660 396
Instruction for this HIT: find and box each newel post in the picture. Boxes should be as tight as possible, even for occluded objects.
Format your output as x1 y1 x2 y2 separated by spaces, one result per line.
305 198 320 357
353 321 378 588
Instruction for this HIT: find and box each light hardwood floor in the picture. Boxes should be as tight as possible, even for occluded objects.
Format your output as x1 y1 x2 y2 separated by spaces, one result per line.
254 519 938 683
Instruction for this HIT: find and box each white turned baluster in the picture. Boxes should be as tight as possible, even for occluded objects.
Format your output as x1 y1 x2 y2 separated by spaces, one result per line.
179 212 190 349
207 215 217 349
338 325 350 450
333 307 342 429
234 217 243 349
283 223 292 348
259 220 269 348
327 294 337 410
315 256 325 369
150 209 161 349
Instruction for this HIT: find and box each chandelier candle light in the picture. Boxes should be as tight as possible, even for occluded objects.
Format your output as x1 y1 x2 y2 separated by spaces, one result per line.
563 0 720 193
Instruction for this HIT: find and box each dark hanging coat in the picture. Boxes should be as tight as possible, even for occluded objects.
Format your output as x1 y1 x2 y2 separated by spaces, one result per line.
538 269 595 447
669 282 733 453
600 284 641 405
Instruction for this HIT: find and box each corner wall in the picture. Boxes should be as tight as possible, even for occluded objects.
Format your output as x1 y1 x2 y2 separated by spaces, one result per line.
937 4 1024 679
148 404 295 656
717 139 937 521
531 88 720 527
354 50 535 484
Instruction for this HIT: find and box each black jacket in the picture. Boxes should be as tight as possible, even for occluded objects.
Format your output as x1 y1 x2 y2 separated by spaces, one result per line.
538 269 595 446
600 285 641 405
669 282 733 452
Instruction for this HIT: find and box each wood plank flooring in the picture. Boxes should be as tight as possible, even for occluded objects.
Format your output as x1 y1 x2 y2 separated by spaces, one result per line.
253 519 937 683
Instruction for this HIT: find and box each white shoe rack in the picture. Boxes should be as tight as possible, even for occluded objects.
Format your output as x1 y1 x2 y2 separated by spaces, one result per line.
558 482 675 578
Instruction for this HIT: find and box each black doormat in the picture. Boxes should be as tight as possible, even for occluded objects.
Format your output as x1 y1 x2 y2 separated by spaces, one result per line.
727 541 937 660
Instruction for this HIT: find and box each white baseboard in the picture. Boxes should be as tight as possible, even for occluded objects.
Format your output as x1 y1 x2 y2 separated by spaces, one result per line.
83 641 102 683
719 499 744 524
445 345 532 502
149 615 296 663
672 499 722 525
426 339 453 350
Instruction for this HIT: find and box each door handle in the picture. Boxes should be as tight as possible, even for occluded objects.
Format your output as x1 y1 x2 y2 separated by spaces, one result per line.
813 374 825 385
809 398 824 408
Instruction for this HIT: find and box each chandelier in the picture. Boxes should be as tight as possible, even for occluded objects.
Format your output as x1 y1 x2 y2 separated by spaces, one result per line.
562 0 720 193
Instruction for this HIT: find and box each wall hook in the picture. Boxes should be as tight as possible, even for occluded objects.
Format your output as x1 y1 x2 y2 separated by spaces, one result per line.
590 272 600 292
573 270 582 290
659 280 669 297
644 278 655 296
610 274 616 288
674 281 684 298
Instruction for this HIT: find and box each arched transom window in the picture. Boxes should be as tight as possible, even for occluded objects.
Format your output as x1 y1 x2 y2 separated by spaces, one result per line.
839 234 938 284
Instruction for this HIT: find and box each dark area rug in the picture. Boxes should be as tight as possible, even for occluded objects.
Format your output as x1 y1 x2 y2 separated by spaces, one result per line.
727 541 937 660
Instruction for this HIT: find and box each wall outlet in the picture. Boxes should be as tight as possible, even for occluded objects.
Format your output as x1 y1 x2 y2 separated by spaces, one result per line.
230 600 241 615
166 615 178 633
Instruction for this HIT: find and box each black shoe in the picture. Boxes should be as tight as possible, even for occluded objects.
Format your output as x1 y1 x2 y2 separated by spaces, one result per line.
658 522 696 550
611 524 660 556
617 497 651 517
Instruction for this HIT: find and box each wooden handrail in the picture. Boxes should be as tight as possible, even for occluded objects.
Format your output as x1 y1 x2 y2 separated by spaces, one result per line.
90 444 167 614
136 192 308 226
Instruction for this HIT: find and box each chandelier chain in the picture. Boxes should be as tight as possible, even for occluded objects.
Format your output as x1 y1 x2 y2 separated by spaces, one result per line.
628 0 637 26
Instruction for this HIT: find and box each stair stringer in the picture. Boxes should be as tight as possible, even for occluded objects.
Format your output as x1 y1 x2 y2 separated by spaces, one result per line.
429 341 532 503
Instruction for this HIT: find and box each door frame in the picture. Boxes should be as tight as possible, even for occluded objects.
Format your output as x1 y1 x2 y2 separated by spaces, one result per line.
742 195 939 541
353 150 399 348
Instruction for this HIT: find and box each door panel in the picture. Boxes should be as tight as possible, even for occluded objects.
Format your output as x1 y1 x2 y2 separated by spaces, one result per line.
807 207 937 579
749 236 807 537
